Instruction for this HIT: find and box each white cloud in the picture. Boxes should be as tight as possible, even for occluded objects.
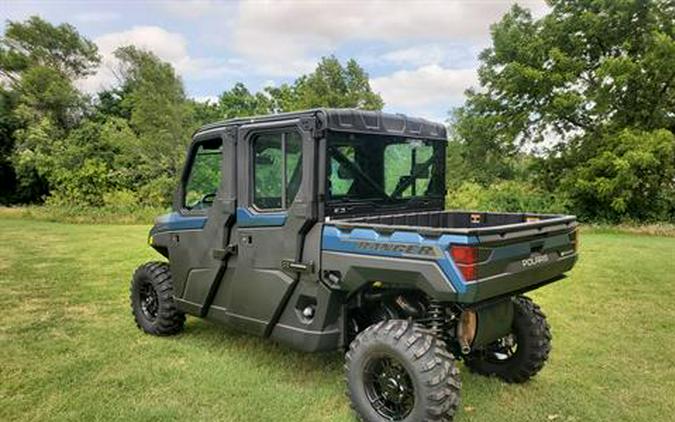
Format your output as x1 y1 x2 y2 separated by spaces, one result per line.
191 95 219 104
371 65 478 119
381 45 449 66
379 43 488 70
232 0 548 75
72 12 120 23
78 26 242 93
163 0 231 19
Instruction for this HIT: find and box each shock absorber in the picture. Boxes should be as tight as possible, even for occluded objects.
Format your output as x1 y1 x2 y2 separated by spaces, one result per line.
426 300 446 339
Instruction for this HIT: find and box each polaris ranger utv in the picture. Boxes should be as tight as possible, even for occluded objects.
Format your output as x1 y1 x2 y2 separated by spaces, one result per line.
130 109 578 421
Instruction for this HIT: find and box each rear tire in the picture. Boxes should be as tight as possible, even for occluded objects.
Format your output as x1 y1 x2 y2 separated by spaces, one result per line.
464 296 551 383
130 262 185 335
345 319 461 421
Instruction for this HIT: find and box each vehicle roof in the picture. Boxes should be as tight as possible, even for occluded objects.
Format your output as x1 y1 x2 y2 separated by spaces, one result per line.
194 108 447 140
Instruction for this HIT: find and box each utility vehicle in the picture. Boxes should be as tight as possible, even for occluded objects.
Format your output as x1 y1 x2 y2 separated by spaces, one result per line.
130 109 578 421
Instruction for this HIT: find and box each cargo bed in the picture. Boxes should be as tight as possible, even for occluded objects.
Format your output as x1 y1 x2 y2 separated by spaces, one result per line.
331 210 576 241
323 210 578 303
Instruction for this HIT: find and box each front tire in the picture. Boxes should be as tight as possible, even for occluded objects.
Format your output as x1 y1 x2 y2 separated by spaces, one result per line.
464 296 551 383
130 262 185 335
345 320 461 421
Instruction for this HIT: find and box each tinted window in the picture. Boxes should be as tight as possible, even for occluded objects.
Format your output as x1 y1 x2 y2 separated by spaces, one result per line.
328 146 355 197
184 139 221 210
326 132 444 202
384 141 434 198
253 133 283 209
252 131 303 210
285 132 303 206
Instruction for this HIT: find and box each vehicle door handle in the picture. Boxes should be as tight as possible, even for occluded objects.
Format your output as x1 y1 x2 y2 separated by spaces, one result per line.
212 244 238 260
281 260 314 273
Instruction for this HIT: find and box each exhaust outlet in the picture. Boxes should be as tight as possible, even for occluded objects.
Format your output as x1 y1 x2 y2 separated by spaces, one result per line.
456 309 477 355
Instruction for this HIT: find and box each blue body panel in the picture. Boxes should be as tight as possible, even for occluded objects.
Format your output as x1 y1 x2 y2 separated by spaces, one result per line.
236 207 287 227
150 207 288 236
322 225 479 294
150 212 207 234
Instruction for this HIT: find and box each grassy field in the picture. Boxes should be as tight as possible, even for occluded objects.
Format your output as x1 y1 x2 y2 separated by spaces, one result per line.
1 218 674 421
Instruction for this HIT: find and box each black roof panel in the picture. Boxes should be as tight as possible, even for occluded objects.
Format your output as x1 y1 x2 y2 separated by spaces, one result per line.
195 108 447 140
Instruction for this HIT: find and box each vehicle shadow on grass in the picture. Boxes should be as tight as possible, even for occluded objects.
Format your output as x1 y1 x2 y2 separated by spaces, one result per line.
178 317 345 383
176 316 513 418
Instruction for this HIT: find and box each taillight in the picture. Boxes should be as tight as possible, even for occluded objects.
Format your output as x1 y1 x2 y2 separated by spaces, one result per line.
450 245 478 281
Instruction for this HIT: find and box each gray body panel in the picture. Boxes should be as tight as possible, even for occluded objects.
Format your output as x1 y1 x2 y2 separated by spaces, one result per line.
147 108 578 353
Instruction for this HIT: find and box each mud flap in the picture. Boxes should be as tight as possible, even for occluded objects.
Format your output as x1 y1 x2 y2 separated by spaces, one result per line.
473 298 514 347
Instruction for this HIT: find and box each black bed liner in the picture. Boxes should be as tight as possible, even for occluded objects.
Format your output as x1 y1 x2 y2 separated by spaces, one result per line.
332 210 577 241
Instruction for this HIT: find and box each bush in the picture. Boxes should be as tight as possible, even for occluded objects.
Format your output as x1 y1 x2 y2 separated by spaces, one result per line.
11 203 167 225
446 180 566 214
560 129 675 222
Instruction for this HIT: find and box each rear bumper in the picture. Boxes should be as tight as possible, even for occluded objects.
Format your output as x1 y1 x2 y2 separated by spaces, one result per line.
457 253 577 303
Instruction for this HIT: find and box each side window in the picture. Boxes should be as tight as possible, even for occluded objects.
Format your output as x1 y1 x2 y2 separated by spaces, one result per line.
384 141 433 198
285 132 303 205
252 131 303 210
328 145 355 197
184 139 222 210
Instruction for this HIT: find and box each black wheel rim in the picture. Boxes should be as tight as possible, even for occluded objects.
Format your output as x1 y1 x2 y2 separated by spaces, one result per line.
363 354 415 420
139 281 159 321
484 333 518 363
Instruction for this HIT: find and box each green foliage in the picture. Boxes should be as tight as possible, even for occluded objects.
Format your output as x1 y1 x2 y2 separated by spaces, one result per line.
1 16 100 202
218 82 272 118
0 16 99 79
458 0 674 146
450 0 674 222
3 10 672 223
290 56 383 110
446 180 566 214
195 56 384 122
0 88 20 202
0 16 384 211
114 46 196 180
560 129 675 222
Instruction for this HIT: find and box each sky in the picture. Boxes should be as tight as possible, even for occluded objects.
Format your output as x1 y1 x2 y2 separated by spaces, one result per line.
3 0 549 122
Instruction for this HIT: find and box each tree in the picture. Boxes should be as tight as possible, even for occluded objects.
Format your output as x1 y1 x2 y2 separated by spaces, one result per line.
455 1 673 148
113 46 197 203
451 0 674 221
218 82 272 118
204 56 383 123
0 16 99 81
0 16 100 203
560 128 674 221
0 88 20 203
290 56 383 110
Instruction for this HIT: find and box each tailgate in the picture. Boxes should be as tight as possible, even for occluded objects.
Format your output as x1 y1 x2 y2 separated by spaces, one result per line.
464 221 578 302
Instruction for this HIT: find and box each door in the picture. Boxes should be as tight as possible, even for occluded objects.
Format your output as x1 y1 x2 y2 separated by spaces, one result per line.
209 118 317 336
168 127 238 316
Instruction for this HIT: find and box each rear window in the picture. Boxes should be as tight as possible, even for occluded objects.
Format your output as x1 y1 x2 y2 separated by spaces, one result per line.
326 132 445 203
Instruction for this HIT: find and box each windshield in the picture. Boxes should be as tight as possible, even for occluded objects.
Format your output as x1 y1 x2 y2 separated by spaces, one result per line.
326 132 445 206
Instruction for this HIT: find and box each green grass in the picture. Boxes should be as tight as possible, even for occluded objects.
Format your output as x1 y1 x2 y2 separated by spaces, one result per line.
0 206 168 225
1 218 674 421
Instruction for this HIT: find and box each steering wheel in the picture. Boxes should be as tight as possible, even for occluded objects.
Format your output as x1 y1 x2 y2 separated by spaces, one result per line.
201 193 216 205
192 193 216 209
